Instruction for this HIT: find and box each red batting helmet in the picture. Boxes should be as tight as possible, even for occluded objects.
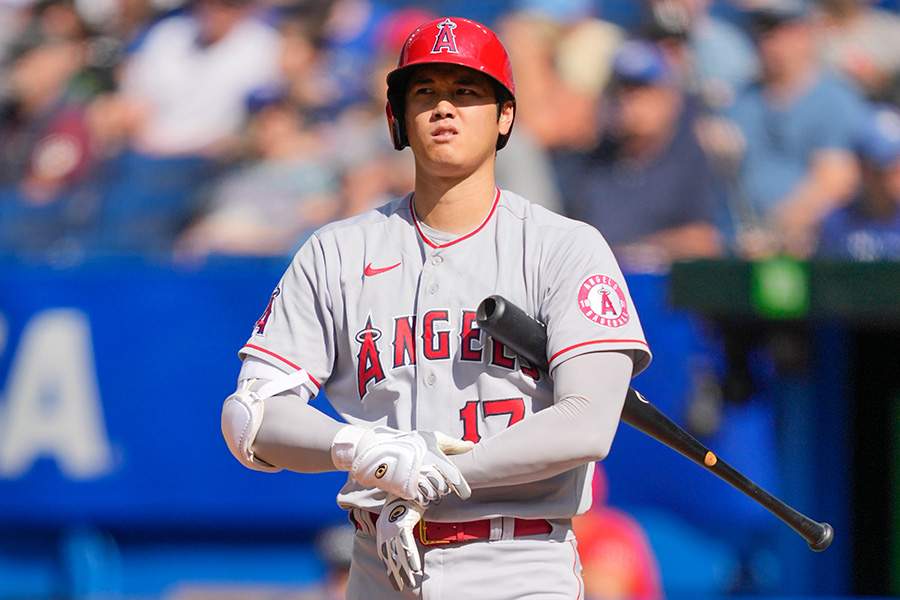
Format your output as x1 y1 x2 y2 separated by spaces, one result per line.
385 17 516 151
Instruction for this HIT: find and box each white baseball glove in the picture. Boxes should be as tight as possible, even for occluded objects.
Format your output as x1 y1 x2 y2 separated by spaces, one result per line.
373 433 474 591
376 494 425 591
332 426 473 505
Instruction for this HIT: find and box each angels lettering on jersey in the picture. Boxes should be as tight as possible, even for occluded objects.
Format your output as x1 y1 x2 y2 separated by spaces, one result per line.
355 309 539 400
252 274 634 400
252 297 539 400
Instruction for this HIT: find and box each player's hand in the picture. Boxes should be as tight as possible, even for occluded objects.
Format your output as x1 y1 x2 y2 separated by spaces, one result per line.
356 429 471 504
415 431 473 503
376 494 424 591
333 426 472 505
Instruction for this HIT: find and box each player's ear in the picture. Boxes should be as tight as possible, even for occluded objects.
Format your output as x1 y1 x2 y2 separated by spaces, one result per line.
498 100 514 136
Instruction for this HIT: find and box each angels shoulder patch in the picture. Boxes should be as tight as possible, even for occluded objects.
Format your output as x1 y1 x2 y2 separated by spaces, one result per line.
578 274 630 328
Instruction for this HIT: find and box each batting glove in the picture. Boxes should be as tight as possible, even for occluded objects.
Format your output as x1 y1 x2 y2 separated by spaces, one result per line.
331 426 473 505
414 430 474 504
376 494 424 591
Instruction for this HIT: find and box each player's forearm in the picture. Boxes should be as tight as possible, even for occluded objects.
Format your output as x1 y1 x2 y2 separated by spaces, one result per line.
253 395 347 473
449 351 633 488
449 397 610 488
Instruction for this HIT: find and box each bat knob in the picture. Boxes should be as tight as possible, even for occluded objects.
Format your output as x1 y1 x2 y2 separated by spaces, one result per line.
808 523 834 552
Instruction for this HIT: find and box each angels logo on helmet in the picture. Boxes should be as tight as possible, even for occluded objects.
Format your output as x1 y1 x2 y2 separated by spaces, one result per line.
431 18 459 54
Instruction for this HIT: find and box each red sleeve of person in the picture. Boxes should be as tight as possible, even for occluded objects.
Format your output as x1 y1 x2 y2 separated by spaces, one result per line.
573 466 663 600
26 106 93 191
4 8 97 203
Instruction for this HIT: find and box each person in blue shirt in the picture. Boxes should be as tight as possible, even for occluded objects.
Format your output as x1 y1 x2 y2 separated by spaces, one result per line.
554 38 723 273
721 0 869 258
817 104 900 260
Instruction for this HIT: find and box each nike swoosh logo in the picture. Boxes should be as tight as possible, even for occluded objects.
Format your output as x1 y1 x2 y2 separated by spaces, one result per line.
364 262 401 276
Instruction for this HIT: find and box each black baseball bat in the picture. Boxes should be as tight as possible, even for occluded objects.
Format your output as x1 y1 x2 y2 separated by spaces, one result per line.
475 294 833 552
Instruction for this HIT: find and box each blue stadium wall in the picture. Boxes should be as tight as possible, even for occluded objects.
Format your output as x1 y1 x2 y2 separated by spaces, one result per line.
0 257 852 598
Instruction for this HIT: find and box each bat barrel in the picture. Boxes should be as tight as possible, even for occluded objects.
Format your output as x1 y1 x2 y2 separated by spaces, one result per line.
809 523 834 552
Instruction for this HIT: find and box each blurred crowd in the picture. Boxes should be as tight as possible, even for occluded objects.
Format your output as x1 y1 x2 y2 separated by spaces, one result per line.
3 0 900 269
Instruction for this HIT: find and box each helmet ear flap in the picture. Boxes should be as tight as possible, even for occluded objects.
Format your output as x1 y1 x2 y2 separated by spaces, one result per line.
386 99 408 151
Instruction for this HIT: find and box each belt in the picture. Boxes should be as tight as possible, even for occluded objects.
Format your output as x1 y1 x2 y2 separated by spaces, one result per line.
417 517 552 545
353 510 552 546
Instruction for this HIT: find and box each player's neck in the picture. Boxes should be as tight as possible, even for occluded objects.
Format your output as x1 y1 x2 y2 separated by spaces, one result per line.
413 169 497 235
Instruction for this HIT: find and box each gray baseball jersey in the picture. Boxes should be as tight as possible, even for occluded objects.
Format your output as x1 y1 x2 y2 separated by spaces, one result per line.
240 188 651 521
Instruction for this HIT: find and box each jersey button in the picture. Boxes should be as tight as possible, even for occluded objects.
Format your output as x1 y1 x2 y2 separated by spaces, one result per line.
426 374 436 386
431 256 443 266
428 284 438 295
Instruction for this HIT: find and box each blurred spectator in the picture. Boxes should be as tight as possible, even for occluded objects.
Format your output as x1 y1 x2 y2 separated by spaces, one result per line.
78 0 284 255
173 4 349 260
715 0 869 258
109 0 282 156
817 0 900 103
174 86 341 259
493 0 623 211
100 0 163 47
297 522 354 600
817 103 900 259
314 0 395 119
576 509 664 600
275 1 339 125
554 39 724 273
309 5 423 220
643 0 760 111
177 3 430 261
496 0 624 152
0 0 105 255
0 0 100 199
574 466 663 600
84 0 167 95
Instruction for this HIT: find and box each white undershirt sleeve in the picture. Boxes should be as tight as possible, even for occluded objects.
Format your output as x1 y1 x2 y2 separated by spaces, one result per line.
449 350 633 488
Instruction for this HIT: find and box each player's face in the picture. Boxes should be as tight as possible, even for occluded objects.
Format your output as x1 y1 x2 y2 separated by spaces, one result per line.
404 64 514 178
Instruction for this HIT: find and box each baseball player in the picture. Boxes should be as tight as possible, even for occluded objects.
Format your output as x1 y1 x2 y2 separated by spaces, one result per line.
221 16 652 599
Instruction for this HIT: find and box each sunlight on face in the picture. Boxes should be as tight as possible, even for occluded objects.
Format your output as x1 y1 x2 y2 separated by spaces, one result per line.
403 64 512 177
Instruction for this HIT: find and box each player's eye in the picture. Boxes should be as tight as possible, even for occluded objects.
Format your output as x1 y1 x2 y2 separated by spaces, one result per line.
457 86 483 96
